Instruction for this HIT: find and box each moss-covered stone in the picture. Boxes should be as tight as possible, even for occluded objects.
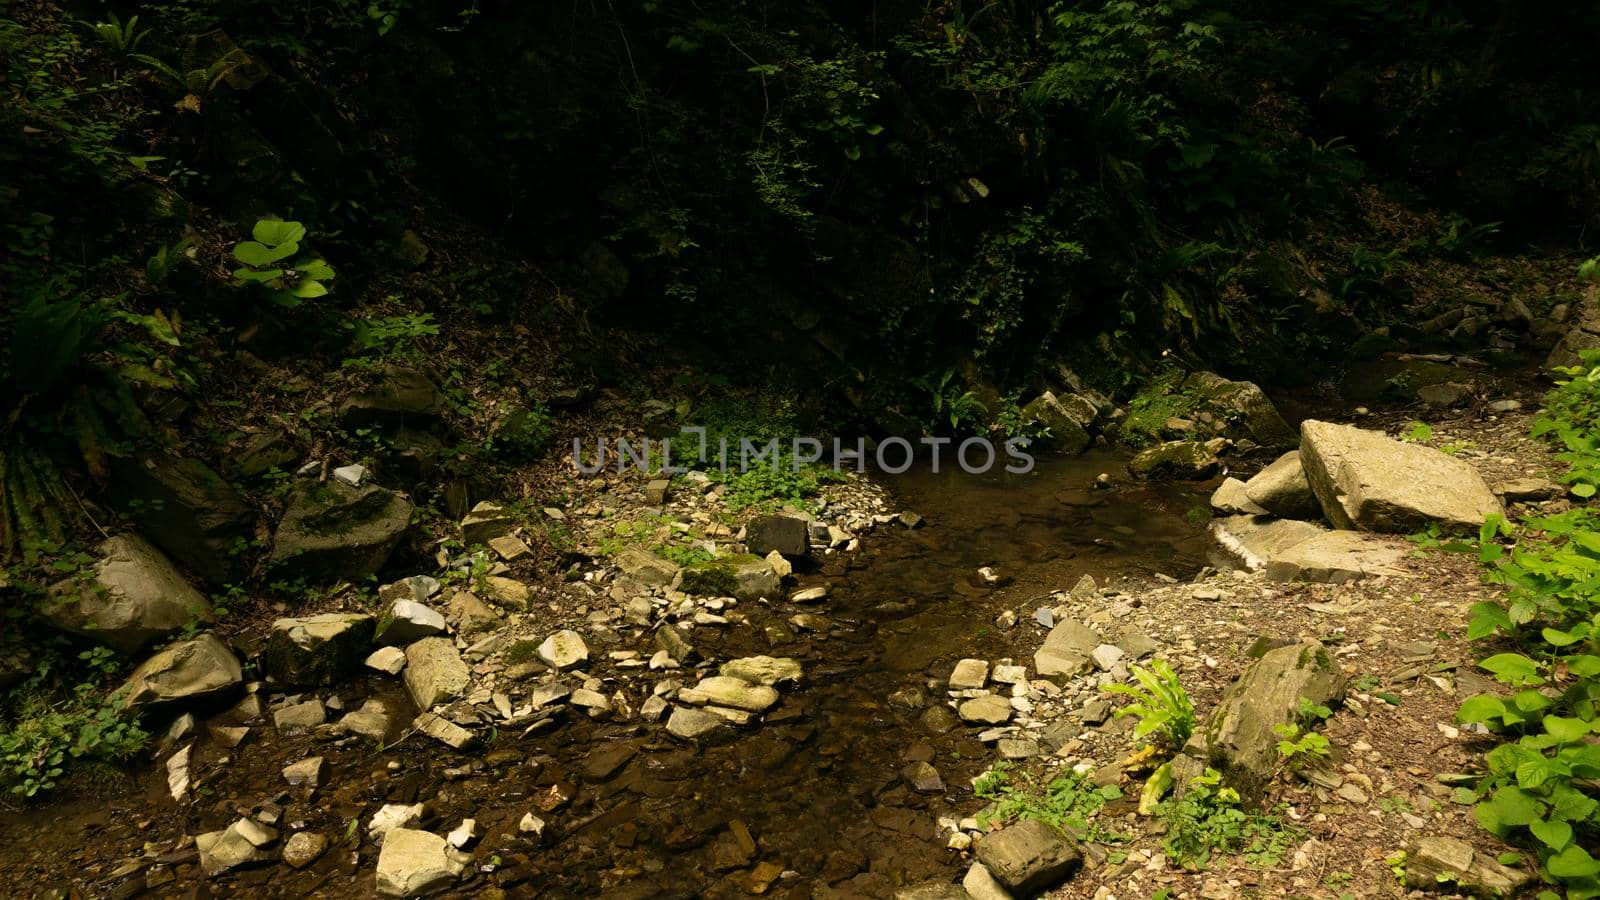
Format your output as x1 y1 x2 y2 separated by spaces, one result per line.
262 613 376 687
681 554 779 601
1126 441 1219 480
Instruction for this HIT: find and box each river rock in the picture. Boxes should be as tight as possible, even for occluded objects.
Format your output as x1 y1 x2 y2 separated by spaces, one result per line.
1402 835 1532 897
655 624 696 663
958 695 1012 725
269 480 413 581
537 630 589 670
45 534 212 653
1243 451 1322 519
414 711 477 749
1182 371 1296 449
1209 477 1267 516
339 365 446 428
274 698 326 731
263 613 376 686
1034 619 1099 682
109 455 253 585
122 634 243 708
338 698 396 740
974 818 1082 896
962 862 1013 900
720 656 802 686
282 756 324 789
680 675 779 712
459 501 514 546
615 547 680 587
1019 391 1096 454
446 590 501 635
1262 531 1407 583
746 514 811 559
1209 515 1328 571
1494 477 1563 502
375 828 466 898
948 658 989 690
404 637 471 709
1127 441 1219 480
902 761 944 792
366 646 407 675
1298 420 1504 532
681 554 780 601
282 832 327 870
377 599 447 645
1203 640 1344 797
196 818 276 876
666 706 732 742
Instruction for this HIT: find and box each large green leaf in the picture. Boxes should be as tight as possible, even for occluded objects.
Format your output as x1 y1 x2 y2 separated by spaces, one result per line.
233 240 297 267
251 219 305 246
1476 786 1544 834
1543 715 1593 743
1480 653 1545 686
1457 695 1506 725
1531 818 1573 850
1547 843 1600 880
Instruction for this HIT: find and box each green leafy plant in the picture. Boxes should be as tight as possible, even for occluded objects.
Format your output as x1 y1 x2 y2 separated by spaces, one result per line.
974 763 1125 842
83 12 148 55
1159 768 1300 871
913 369 989 432
1106 659 1195 752
231 219 334 308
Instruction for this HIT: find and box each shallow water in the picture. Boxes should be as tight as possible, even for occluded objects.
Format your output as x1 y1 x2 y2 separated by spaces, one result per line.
0 450 1215 898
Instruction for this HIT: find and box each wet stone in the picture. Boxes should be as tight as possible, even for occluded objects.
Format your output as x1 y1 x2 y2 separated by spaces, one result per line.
537 629 590 670
948 658 989 690
958 695 1013 725
902 761 944 793
974 818 1083 896
282 832 327 870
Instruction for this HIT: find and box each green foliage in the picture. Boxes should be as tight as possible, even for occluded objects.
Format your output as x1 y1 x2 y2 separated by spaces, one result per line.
1106 659 1195 751
82 13 148 55
1452 338 1600 896
232 219 335 308
973 763 1125 842
1273 722 1332 771
1120 370 1198 448
1159 768 1299 871
913 370 989 433
0 652 149 798
344 312 439 364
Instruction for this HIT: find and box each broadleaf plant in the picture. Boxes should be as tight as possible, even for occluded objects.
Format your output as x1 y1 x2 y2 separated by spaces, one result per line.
231 219 333 307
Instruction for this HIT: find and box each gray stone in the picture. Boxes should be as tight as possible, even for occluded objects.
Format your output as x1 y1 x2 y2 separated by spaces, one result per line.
375 828 466 898
1182 371 1296 448
366 646 407 675
790 585 829 603
998 738 1040 760
263 613 375 687
337 698 395 741
720 656 802 687
196 819 276 876
654 624 696 663
962 862 1014 900
1494 477 1562 502
1209 478 1267 516
614 547 680 587
680 675 779 712
644 478 670 505
1263 531 1408 583
746 514 811 559
339 366 446 429
414 711 477 749
974 818 1082 896
282 756 324 789
681 554 780 601
1299 420 1504 532
902 761 944 792
403 637 470 710
273 698 326 731
1204 640 1345 797
121 634 243 708
1090 644 1124 671
333 463 366 487
958 695 1012 725
282 832 327 869
1403 835 1532 897
536 629 589 670
1418 382 1472 407
1243 451 1323 520
377 599 447 645
460 501 514 546
269 481 413 581
666 706 732 742
1034 619 1100 683
897 882 968 900
446 590 501 635
1019 391 1095 454
45 534 212 653
108 455 252 585
1210 515 1329 572
948 658 989 690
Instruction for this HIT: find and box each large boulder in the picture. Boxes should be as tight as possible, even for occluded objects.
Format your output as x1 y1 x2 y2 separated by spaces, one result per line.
1019 391 1097 454
121 634 243 708
1298 420 1504 532
1182 372 1297 449
1243 451 1322 519
614 547 680 587
338 366 446 430
269 480 413 581
745 514 811 559
1210 516 1327 571
1201 640 1344 797
973 818 1082 896
262 613 376 686
108 456 253 585
46 534 212 653
1211 516 1404 583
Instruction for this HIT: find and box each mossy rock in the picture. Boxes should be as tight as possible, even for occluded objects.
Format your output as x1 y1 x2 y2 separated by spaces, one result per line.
1127 441 1219 480
268 481 414 582
681 554 779 601
262 613 376 687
